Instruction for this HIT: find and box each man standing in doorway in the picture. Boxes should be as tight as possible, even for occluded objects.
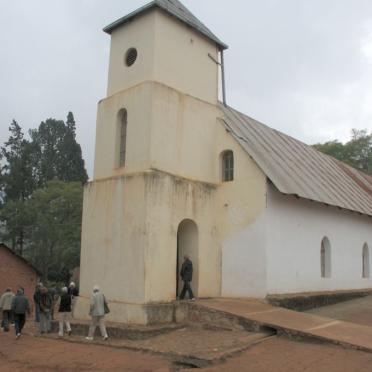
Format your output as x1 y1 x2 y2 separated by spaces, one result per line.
179 255 195 300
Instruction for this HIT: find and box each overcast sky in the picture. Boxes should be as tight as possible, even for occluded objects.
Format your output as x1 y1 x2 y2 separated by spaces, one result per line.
1 0 372 178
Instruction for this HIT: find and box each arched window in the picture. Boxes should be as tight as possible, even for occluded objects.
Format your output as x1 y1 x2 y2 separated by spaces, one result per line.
118 109 127 167
321 237 331 278
363 243 370 278
221 150 234 182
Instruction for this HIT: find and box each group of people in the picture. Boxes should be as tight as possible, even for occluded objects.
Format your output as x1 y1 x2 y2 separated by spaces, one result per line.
33 282 78 336
0 282 109 341
0 282 79 339
0 287 30 338
1 255 195 341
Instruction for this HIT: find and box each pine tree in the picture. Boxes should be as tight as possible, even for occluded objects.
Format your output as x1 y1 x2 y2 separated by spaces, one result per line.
29 113 88 185
58 112 88 183
0 120 36 254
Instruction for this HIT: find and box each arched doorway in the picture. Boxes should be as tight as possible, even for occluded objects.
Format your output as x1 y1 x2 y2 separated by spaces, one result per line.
320 237 331 278
177 219 198 298
363 243 370 278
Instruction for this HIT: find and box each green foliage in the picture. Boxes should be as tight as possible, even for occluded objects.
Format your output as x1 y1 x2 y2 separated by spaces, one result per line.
0 113 87 281
313 140 346 162
0 199 30 254
0 121 37 253
29 112 88 185
313 129 372 174
25 180 83 282
0 120 36 202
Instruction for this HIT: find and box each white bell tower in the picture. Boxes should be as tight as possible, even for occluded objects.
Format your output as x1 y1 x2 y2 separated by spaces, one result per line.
75 0 228 324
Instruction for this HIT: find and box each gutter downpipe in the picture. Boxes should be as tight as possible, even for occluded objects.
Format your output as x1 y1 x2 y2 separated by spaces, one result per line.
221 49 227 107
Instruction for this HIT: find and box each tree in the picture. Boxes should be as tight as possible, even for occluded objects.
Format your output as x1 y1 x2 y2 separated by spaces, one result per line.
26 180 83 282
29 113 88 185
29 118 65 184
0 120 36 201
0 199 30 255
0 120 36 254
344 129 372 173
313 129 372 175
313 140 346 163
57 112 88 183
0 114 87 281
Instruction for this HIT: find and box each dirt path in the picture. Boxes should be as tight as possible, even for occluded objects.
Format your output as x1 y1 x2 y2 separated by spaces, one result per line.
0 332 170 372
3 317 372 371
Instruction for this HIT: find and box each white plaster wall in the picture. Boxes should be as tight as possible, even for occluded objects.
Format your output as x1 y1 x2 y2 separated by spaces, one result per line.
266 184 372 294
221 214 267 298
107 11 156 97
78 175 147 305
106 9 218 104
150 84 219 183
94 83 153 180
153 10 218 104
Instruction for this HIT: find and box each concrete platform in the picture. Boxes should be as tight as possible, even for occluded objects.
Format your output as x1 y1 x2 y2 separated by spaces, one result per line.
195 298 372 353
267 289 372 311
306 295 372 327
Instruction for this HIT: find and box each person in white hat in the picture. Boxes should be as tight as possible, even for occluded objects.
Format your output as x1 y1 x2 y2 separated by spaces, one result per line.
68 282 79 318
57 287 72 337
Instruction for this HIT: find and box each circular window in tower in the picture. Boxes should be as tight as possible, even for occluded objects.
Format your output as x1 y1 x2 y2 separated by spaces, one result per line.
125 48 138 67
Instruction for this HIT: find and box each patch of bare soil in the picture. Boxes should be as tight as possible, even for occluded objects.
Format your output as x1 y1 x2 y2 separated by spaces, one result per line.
0 330 170 372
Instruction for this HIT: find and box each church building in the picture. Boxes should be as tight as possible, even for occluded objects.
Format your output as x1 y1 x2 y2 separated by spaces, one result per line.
75 0 372 324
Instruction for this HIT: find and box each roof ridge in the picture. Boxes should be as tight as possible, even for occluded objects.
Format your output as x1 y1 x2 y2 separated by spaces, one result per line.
104 0 228 50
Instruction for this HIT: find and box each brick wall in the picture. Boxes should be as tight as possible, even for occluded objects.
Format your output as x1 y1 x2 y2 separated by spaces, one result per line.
0 245 39 310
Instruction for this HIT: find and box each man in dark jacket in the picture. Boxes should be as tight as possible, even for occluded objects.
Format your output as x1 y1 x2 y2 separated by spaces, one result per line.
68 282 79 298
11 288 30 339
58 287 72 337
33 283 42 323
68 282 79 318
179 255 195 300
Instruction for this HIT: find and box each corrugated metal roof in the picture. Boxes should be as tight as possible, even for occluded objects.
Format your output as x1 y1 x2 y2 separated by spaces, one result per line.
103 0 228 50
219 103 372 217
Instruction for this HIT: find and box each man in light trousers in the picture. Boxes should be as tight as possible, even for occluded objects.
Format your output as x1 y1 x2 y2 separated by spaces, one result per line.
0 288 14 332
39 286 52 333
57 287 72 337
86 286 108 341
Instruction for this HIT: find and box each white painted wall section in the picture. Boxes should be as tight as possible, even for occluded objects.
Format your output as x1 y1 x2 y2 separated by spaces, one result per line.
221 214 267 298
266 184 372 295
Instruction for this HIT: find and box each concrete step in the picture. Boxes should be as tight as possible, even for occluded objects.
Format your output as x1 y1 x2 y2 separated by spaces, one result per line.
51 319 184 340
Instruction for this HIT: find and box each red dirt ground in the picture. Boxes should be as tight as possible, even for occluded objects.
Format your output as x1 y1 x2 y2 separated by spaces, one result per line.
3 330 372 372
0 332 170 372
